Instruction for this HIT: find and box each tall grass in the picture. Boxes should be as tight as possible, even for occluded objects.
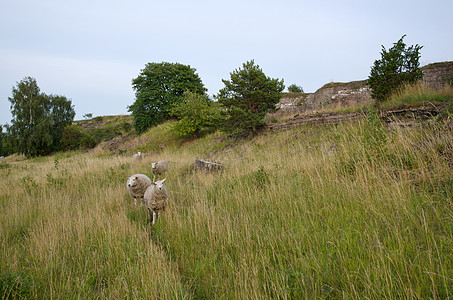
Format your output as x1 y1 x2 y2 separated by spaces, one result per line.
157 118 453 298
0 154 190 299
382 82 453 109
1 114 452 298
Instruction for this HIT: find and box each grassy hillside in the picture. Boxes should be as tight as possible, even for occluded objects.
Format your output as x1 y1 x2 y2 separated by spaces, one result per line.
1 109 452 298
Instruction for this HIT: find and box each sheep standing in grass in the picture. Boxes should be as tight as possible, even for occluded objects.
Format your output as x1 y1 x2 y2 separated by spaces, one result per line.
151 160 168 180
126 174 151 206
133 152 143 160
144 178 168 225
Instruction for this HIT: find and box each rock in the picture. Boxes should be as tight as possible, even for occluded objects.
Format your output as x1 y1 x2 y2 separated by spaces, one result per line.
193 159 223 173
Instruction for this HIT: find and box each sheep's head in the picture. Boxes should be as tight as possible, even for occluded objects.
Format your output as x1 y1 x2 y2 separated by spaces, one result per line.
127 176 138 187
151 162 157 171
152 178 166 191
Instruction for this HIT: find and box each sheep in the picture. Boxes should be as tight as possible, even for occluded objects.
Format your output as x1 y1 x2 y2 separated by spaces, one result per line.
150 160 168 180
126 174 152 206
133 151 143 160
144 178 168 225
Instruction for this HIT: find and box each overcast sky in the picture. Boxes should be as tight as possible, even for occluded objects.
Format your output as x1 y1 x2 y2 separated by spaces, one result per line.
1 0 452 125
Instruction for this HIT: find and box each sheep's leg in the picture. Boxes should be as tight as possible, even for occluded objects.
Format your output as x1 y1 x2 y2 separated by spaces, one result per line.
152 211 158 225
134 198 137 206
147 208 152 224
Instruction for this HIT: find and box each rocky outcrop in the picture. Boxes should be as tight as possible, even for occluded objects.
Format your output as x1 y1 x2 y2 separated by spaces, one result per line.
271 61 453 118
307 80 373 108
265 104 450 132
379 104 450 130
193 158 223 173
274 94 309 116
421 62 453 90
265 111 364 131
271 80 373 118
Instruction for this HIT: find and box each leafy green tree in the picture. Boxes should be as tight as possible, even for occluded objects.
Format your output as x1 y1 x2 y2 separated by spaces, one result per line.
129 62 207 134
48 94 76 150
170 91 220 137
0 125 14 157
8 77 75 157
288 84 304 93
368 35 423 104
216 60 285 136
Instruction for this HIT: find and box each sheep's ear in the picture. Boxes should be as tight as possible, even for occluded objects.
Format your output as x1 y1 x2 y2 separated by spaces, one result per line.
161 178 166 183
151 182 156 185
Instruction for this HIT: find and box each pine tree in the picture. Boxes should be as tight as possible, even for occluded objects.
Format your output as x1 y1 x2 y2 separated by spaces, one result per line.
216 60 284 136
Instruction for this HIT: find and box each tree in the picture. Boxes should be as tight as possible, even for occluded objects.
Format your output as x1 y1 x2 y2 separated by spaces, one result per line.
128 62 207 134
170 91 220 137
0 125 14 157
8 77 75 157
216 60 285 136
48 94 76 150
368 35 423 104
288 84 304 93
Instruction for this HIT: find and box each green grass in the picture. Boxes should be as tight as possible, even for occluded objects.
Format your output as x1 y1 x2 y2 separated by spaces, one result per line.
320 80 368 90
382 82 453 109
1 113 452 298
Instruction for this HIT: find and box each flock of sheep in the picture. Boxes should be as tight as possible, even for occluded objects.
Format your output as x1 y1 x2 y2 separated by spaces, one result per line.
126 155 169 225
126 153 223 225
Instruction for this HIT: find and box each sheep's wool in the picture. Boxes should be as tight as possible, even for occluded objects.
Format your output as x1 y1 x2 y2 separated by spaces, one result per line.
127 174 152 204
145 179 168 212
151 160 169 175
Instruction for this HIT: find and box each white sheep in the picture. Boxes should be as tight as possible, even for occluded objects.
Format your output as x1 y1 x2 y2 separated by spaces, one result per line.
133 151 143 160
150 160 169 180
126 174 151 206
144 178 168 225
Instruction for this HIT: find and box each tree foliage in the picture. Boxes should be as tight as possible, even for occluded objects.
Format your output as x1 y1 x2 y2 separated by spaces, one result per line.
8 77 75 157
0 126 14 157
216 60 285 136
128 62 207 134
368 35 423 104
170 91 220 137
287 84 304 93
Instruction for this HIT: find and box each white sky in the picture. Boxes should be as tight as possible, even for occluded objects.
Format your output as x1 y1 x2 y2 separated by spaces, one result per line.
1 0 452 124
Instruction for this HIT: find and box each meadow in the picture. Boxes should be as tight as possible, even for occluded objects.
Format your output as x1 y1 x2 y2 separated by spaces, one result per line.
1 109 452 298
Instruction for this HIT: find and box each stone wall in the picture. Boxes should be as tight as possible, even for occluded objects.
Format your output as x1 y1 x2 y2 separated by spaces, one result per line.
270 61 453 119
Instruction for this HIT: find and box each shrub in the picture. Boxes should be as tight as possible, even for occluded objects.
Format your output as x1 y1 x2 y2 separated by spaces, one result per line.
171 91 220 137
287 84 304 93
61 125 96 150
368 35 423 105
